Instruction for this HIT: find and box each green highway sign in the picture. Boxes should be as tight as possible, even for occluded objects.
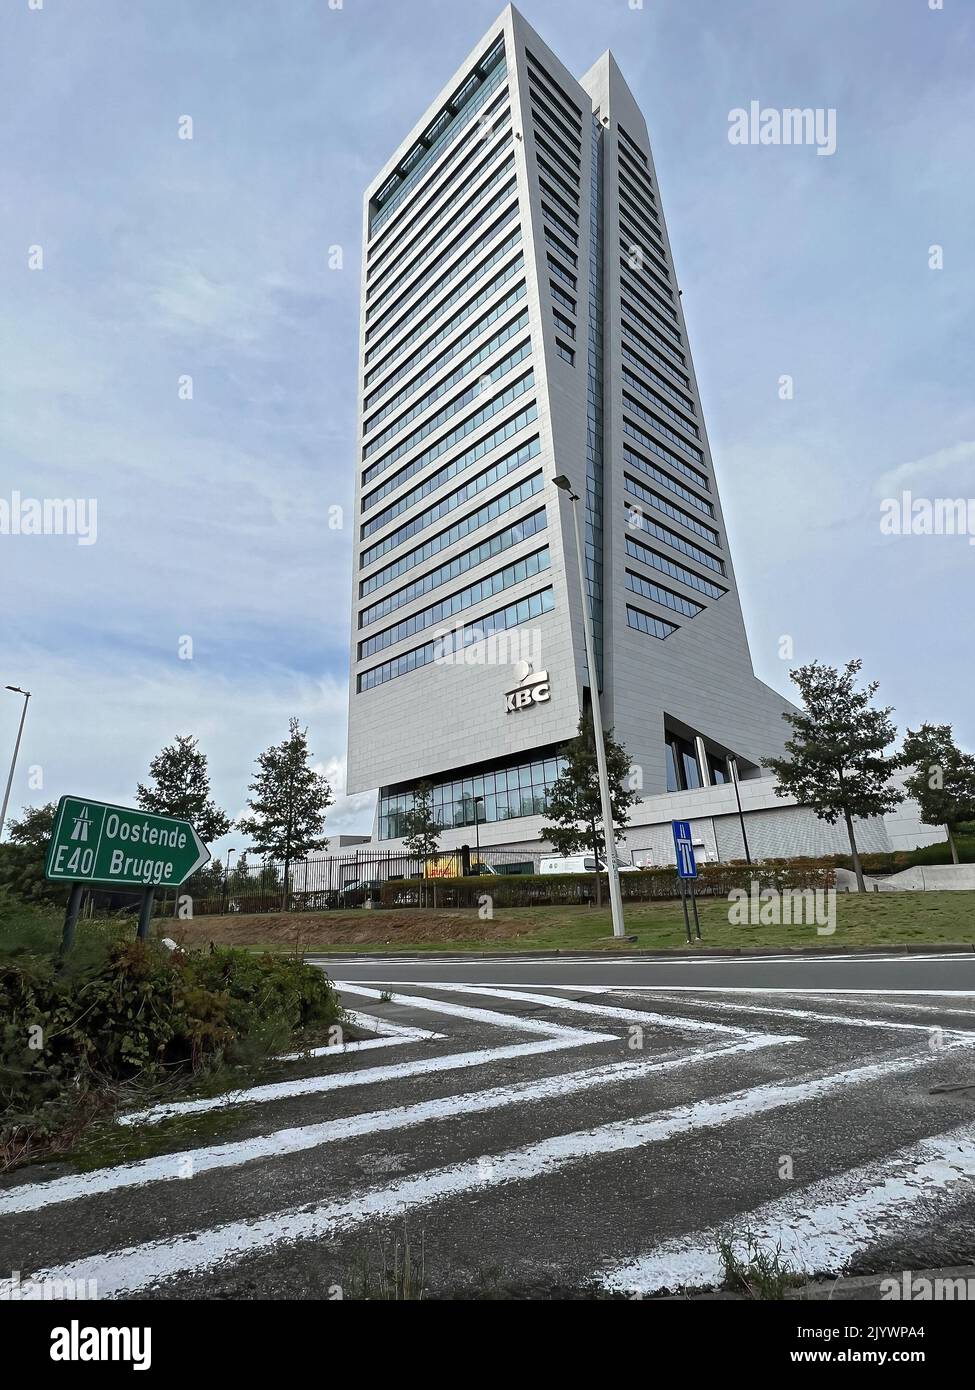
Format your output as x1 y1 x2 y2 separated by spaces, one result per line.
45 796 210 889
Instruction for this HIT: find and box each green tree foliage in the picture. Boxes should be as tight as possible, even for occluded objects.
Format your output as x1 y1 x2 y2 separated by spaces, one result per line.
136 734 232 844
539 712 640 904
900 724 975 866
237 719 332 907
764 660 903 892
400 783 442 859
0 803 64 906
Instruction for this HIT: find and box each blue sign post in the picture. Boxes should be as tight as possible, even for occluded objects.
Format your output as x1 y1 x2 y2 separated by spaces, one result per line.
671 820 702 943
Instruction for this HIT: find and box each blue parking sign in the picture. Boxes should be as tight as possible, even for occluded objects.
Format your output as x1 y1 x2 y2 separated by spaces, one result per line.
672 819 698 879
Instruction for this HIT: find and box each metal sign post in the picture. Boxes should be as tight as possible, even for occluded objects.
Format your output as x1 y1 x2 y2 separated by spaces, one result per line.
46 796 210 955
672 819 702 943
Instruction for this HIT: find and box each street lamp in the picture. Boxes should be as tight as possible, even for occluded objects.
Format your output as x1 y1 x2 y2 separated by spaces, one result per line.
473 794 484 867
0 686 32 843
552 476 626 939
728 756 752 865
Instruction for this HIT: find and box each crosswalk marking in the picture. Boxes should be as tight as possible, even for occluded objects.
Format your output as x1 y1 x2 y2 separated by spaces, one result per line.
600 1124 975 1295
8 981 975 1301
13 1037 961 1299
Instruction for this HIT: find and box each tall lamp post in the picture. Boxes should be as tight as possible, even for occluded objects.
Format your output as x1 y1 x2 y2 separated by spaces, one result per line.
473 794 483 868
0 686 32 843
552 476 626 939
728 756 752 865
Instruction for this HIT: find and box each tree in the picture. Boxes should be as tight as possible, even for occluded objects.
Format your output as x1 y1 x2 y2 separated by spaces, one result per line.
0 802 63 906
136 734 232 844
401 783 442 859
764 659 904 892
900 724 975 865
539 712 640 905
237 719 332 909
400 783 443 907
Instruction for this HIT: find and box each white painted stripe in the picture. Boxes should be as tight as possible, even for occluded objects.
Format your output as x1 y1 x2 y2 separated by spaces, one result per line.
341 982 755 1038
117 1037 612 1128
333 983 612 1038
23 1043 959 1298
599 993 975 1039
601 1124 975 1294
274 1010 445 1061
119 988 616 1127
0 1034 789 1216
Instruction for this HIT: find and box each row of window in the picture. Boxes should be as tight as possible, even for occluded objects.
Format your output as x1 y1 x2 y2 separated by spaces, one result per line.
378 749 568 838
358 547 551 658
624 533 726 600
624 567 703 619
360 430 540 566
618 229 673 301
368 115 513 317
526 71 582 147
623 471 719 545
622 389 705 466
365 198 519 375
625 494 726 575
357 586 555 691
369 38 506 234
525 48 583 121
360 470 544 594
621 298 686 369
622 416 710 492
623 251 675 323
620 341 696 415
622 444 713 518
626 603 678 641
360 507 547 623
363 314 529 458
362 370 535 514
621 317 690 388
365 276 526 426
366 234 522 395
367 164 516 346
620 274 682 343
369 97 512 287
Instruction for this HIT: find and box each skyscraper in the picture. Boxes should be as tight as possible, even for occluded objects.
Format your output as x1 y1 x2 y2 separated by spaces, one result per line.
346 4 795 853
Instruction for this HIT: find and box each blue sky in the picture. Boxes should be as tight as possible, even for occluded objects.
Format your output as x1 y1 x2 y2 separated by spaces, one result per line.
1 0 973 858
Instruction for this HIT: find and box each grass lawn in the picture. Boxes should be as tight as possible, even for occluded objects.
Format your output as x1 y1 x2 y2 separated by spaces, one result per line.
171 890 975 955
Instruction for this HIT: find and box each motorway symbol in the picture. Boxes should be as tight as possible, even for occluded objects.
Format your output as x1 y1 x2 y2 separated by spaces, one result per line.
672 818 698 879
44 795 210 888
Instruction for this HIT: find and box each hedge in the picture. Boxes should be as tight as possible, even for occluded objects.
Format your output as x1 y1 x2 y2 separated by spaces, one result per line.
379 861 835 910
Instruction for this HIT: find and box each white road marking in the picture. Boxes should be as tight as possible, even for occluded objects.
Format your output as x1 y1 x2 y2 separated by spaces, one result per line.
338 982 756 1037
117 988 618 1127
19 1044 958 1299
274 1010 445 1061
0 1035 788 1216
600 1123 975 1295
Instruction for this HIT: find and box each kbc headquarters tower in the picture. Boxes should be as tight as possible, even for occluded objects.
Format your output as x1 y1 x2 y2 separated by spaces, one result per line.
346 5 795 856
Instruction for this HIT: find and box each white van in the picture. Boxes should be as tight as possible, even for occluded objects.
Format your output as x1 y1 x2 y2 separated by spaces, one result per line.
539 855 642 875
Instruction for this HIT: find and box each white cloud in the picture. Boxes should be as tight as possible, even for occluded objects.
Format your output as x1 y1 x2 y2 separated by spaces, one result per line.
874 441 975 498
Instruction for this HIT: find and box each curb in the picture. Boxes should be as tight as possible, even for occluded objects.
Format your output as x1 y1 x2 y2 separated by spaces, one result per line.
305 942 975 962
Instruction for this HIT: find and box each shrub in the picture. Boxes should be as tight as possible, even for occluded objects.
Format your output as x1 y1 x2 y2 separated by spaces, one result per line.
0 939 341 1157
378 862 834 910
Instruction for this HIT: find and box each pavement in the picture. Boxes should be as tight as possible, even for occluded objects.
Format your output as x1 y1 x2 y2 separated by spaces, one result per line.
3 949 975 1301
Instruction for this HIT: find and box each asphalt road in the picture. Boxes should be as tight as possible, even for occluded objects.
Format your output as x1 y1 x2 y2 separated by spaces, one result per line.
308 948 975 993
3 949 975 1301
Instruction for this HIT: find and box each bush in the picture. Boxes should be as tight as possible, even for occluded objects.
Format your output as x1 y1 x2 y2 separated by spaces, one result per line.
378 861 835 910
0 939 341 1156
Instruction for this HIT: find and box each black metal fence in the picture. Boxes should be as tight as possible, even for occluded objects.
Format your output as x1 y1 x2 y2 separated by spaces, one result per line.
169 845 541 917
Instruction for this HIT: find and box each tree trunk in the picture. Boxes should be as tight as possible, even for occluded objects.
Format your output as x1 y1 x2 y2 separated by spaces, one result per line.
947 825 959 865
282 858 291 912
843 808 866 893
